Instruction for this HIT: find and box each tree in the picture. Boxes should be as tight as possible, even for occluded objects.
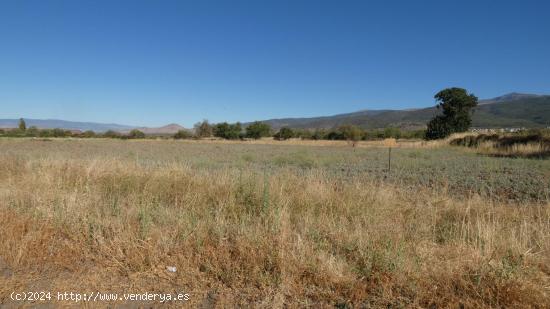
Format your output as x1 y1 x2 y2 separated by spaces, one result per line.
294 129 312 140
174 130 192 139
245 121 271 139
274 127 294 140
425 88 478 140
194 120 213 138
339 125 363 147
326 130 343 140
214 122 242 140
383 127 402 139
128 129 145 139
425 116 451 140
51 128 68 137
311 129 327 140
19 118 26 131
103 130 120 138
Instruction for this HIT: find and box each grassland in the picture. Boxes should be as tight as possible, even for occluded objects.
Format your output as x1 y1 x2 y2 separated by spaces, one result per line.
1 138 549 307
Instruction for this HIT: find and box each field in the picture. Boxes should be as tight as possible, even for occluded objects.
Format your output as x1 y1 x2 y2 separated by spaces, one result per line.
1 138 549 307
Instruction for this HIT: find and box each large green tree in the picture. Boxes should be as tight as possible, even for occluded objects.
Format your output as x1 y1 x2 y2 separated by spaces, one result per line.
425 88 478 140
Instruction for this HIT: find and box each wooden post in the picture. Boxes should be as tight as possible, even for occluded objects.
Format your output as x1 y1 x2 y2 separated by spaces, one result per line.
383 138 396 175
388 147 391 174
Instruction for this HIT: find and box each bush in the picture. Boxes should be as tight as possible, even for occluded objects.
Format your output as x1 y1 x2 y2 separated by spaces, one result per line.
103 130 121 138
384 127 402 139
81 130 96 138
311 129 327 140
128 129 146 139
340 125 363 143
294 129 312 140
194 120 213 138
174 130 192 139
326 130 344 140
214 122 242 140
26 126 39 137
274 127 294 140
51 128 69 137
246 121 271 139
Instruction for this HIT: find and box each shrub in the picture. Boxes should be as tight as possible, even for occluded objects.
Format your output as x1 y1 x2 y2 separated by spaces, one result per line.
26 126 39 137
274 127 294 140
52 128 69 137
194 120 213 138
174 130 192 139
294 129 312 140
339 125 363 144
38 129 53 137
103 130 121 138
246 121 271 139
81 130 96 138
214 122 242 140
311 129 327 140
326 130 344 140
384 127 402 139
128 129 146 139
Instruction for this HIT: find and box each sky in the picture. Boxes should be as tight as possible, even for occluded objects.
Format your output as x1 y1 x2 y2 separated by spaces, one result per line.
0 0 549 127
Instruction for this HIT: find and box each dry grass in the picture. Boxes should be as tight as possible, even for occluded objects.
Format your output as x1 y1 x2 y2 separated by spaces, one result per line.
450 132 550 158
178 137 434 148
0 139 549 307
476 141 550 158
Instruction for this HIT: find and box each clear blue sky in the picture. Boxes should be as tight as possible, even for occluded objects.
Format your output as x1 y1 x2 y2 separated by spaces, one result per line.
1 0 549 127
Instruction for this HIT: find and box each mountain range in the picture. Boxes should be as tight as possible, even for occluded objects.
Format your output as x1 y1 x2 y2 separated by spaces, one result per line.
1 93 549 133
255 93 550 130
0 118 135 132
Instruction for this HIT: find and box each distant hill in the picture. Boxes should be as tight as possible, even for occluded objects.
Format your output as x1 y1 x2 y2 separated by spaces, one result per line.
0 118 135 132
120 124 186 135
0 118 187 134
255 93 550 130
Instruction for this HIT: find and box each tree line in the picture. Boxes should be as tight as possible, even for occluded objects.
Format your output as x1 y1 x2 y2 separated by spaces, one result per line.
0 119 148 139
186 119 425 141
2 88 479 141
1 118 423 141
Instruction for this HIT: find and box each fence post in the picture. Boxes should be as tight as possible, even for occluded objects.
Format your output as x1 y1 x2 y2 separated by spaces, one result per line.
388 147 391 174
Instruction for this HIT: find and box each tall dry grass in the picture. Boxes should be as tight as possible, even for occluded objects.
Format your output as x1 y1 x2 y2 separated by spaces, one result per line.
476 141 550 158
0 151 549 307
450 131 550 158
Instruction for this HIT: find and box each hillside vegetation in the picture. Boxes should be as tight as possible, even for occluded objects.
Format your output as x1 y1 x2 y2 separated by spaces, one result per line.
258 94 550 130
